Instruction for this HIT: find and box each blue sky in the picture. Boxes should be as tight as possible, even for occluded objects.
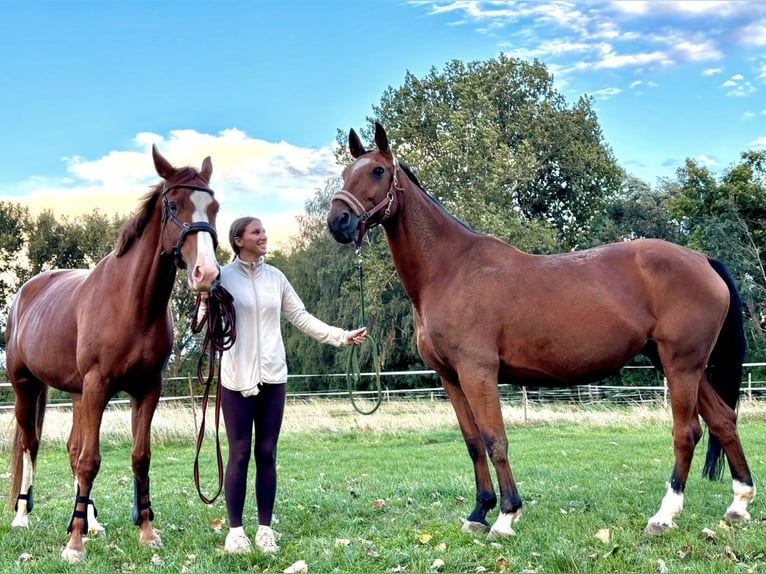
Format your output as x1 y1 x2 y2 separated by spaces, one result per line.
1 0 765 249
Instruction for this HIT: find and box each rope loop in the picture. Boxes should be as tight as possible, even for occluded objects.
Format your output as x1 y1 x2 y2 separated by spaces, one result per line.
191 283 236 504
347 253 382 415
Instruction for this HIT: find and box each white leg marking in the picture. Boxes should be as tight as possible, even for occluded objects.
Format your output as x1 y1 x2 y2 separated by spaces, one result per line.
11 450 34 528
87 501 105 535
724 479 756 522
646 485 683 534
488 510 521 539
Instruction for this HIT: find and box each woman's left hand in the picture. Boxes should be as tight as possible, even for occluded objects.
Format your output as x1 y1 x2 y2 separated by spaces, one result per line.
347 327 367 345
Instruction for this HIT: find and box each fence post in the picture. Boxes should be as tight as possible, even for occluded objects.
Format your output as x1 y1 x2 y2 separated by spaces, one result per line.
522 386 528 423
663 377 668 408
188 373 198 433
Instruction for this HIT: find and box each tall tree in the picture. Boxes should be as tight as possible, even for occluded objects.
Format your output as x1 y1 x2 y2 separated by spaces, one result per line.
667 152 766 356
349 54 623 249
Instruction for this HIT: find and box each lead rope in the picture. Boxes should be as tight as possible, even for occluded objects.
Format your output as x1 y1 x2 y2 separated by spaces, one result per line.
347 248 382 415
191 284 236 504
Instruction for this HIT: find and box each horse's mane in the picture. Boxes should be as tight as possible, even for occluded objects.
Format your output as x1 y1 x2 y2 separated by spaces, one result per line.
398 160 474 233
115 183 162 257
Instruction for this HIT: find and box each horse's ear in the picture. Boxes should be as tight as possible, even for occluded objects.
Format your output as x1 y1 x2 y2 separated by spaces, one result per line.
200 156 213 183
349 129 366 159
152 144 176 180
374 122 390 154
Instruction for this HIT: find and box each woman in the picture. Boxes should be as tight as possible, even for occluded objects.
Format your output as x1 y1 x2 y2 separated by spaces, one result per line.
218 216 366 554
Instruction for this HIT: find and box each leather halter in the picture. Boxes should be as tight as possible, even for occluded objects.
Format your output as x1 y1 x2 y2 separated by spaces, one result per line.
161 182 218 269
332 155 404 249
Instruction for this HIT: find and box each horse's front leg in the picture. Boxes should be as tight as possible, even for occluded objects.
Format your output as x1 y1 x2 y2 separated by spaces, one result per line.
130 384 162 547
67 395 105 536
645 371 702 535
441 377 503 533
61 379 108 563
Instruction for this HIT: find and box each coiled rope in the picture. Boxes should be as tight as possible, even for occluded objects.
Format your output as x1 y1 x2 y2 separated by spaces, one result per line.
347 251 382 415
191 283 236 504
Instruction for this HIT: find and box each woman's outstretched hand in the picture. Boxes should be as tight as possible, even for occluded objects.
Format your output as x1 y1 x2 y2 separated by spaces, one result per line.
346 327 367 345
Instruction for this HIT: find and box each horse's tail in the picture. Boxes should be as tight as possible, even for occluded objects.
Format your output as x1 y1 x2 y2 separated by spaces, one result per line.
8 387 48 510
701 258 746 481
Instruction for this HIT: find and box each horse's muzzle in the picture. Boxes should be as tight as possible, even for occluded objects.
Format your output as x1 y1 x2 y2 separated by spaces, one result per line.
326 210 358 245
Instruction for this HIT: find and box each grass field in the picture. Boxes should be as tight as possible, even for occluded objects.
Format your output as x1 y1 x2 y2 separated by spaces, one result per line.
1 399 765 573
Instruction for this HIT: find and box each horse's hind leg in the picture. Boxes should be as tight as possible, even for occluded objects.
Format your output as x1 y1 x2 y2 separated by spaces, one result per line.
10 374 46 529
645 369 704 535
441 377 499 533
130 384 162 547
697 379 755 522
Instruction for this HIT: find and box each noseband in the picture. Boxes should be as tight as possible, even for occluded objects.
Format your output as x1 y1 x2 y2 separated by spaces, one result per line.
161 183 218 269
332 155 404 249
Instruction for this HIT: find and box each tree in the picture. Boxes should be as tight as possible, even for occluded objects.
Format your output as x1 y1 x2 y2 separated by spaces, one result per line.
348 54 623 250
667 152 766 357
0 202 32 326
587 175 684 247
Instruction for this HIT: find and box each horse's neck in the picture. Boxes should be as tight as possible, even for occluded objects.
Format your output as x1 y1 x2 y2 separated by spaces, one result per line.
105 218 176 320
383 183 471 308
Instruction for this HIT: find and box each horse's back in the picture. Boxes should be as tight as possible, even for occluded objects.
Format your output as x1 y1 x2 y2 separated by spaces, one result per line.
419 237 730 385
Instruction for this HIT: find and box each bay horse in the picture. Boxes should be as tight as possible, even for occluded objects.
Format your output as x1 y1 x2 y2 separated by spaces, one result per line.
327 122 755 538
5 145 221 562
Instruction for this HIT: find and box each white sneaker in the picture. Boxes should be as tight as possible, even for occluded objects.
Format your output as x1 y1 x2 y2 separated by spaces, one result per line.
224 527 252 554
255 525 279 554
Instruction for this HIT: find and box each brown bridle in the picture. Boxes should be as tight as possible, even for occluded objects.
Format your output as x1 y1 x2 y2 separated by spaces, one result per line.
331 155 404 249
161 183 218 268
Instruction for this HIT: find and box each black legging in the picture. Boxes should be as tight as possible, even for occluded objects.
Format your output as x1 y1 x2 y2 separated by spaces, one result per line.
220 383 286 528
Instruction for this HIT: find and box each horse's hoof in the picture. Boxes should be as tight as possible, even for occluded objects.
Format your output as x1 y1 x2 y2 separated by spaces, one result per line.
488 526 516 539
11 516 29 528
61 547 86 563
724 509 751 523
644 521 674 536
461 520 488 533
140 536 163 548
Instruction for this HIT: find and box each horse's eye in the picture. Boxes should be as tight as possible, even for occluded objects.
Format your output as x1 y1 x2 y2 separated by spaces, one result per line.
373 166 384 177
168 202 178 213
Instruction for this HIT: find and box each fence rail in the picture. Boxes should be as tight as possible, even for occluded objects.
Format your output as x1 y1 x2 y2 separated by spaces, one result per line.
1 363 766 413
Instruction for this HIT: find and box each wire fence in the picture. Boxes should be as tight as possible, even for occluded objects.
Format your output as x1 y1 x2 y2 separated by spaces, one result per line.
2 363 766 414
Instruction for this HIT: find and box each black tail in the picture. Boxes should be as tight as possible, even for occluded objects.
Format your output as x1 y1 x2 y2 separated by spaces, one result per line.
701 258 746 481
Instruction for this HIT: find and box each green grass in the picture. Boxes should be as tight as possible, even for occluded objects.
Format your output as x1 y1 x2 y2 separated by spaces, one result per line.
1 409 766 572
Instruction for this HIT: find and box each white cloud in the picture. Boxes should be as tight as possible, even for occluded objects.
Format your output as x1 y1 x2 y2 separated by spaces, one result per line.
749 136 766 147
591 86 622 100
0 129 342 251
696 154 719 167
741 22 766 46
410 0 766 72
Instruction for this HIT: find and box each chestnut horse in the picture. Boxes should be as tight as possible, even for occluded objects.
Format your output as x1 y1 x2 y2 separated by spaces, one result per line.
327 122 755 538
5 146 221 562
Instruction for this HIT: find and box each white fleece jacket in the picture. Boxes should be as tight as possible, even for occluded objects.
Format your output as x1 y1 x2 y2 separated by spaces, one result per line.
219 256 348 396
